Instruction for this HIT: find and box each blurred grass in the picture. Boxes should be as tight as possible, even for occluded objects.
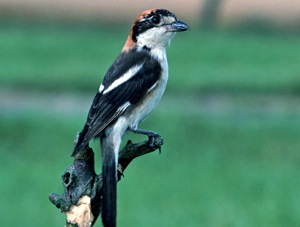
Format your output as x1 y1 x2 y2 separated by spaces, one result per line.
1 109 300 226
1 21 300 226
1 22 300 93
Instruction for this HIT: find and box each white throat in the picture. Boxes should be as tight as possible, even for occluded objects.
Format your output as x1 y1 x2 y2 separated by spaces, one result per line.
136 28 176 50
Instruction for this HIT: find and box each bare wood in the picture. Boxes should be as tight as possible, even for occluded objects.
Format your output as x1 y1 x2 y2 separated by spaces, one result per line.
49 135 163 227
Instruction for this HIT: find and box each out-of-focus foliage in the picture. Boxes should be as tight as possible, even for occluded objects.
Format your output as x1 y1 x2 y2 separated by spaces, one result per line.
1 20 300 227
1 22 300 93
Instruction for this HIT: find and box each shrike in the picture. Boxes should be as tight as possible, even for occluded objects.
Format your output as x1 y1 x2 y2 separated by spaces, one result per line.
72 9 189 227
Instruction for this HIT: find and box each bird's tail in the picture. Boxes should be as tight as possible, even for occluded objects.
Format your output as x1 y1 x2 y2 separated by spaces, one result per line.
101 137 118 227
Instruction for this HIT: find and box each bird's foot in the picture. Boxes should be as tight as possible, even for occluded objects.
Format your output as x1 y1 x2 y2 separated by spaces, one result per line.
147 132 163 154
131 128 163 153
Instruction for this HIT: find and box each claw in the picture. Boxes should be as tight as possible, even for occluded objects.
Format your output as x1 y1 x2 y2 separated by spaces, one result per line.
158 145 162 154
148 133 162 153
148 135 155 149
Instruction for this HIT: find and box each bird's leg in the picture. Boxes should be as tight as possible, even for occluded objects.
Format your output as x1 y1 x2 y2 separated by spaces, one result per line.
131 129 162 153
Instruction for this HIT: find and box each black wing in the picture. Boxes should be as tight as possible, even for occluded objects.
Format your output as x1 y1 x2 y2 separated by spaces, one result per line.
73 49 161 155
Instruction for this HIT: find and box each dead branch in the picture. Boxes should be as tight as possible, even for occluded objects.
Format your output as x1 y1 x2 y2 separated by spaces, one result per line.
49 135 163 227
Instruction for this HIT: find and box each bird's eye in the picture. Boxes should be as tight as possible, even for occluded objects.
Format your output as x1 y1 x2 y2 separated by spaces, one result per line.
151 16 160 25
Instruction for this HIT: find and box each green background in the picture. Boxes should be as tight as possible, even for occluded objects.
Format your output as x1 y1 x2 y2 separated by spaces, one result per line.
1 21 300 226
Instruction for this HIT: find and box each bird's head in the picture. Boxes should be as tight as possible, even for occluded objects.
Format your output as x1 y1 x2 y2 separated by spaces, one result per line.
123 9 189 51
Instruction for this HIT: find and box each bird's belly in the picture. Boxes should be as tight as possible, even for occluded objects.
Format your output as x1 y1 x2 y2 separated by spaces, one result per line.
126 78 167 130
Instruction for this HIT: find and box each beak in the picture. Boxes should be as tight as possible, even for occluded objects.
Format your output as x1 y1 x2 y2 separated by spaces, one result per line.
166 20 190 32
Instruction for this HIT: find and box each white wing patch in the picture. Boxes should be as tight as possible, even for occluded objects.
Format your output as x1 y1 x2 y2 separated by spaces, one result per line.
99 84 105 93
103 63 144 95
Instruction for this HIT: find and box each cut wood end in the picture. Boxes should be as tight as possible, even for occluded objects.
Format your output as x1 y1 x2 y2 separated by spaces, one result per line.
66 195 94 227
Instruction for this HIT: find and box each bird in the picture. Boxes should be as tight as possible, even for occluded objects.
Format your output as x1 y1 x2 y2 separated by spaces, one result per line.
72 8 189 227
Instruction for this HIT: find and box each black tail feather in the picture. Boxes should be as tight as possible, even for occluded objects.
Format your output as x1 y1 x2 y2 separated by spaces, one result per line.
102 143 117 227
